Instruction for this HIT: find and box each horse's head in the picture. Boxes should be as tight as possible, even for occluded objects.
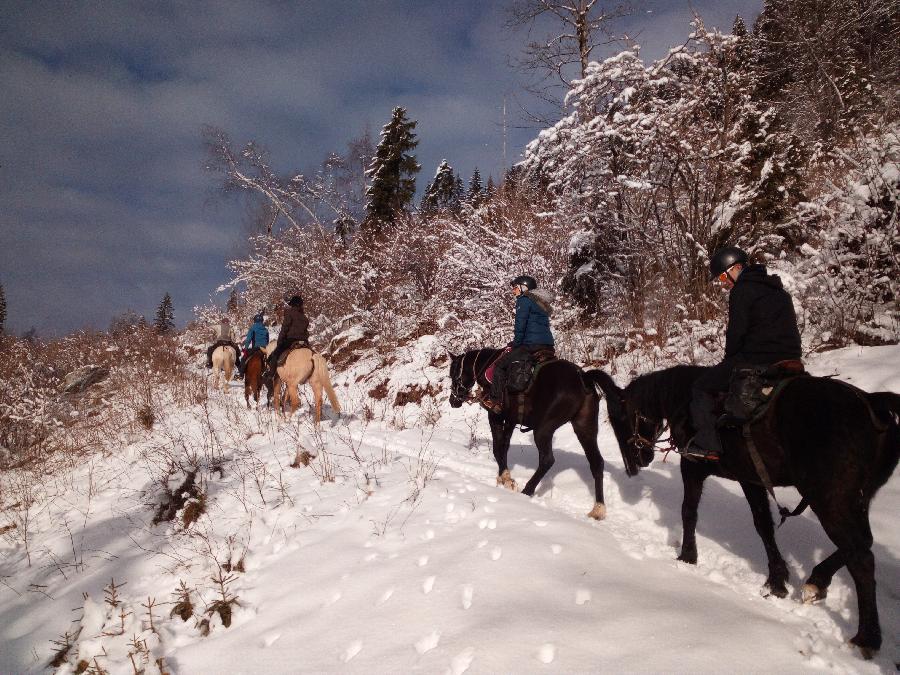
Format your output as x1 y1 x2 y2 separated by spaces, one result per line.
594 372 658 476
447 352 476 408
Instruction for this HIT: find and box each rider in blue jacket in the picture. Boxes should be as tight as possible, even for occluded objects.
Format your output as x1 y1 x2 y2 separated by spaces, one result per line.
238 313 269 376
483 275 555 413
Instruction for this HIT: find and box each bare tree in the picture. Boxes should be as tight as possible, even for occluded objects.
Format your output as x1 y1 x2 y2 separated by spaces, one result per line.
203 126 352 237
506 0 631 121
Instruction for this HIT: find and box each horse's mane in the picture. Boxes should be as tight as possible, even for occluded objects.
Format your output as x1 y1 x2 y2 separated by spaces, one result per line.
625 365 706 420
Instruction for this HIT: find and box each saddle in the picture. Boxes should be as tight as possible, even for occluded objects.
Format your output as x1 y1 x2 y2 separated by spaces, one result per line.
507 348 557 394
276 340 310 367
720 359 806 425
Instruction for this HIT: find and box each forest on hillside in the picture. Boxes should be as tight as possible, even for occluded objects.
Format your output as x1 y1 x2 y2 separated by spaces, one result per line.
1 0 898 468
198 0 898 358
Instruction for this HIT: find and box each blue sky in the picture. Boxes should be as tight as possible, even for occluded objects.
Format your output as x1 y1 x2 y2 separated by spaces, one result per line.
0 0 761 336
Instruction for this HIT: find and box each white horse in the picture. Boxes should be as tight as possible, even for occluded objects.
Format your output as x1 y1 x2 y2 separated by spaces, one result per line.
264 341 340 423
211 345 236 393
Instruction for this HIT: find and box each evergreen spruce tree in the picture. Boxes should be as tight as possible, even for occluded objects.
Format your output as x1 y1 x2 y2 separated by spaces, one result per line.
0 282 6 335
467 168 484 206
154 293 175 334
364 107 420 234
452 175 465 212
486 175 496 197
420 160 457 214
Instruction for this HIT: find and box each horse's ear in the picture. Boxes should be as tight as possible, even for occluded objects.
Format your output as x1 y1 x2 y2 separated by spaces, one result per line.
448 351 458 360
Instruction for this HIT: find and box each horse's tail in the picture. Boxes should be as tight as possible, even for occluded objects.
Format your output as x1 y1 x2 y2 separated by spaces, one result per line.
313 353 341 414
867 391 900 490
582 369 622 400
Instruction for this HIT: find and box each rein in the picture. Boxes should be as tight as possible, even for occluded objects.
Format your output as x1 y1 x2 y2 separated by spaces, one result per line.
453 349 504 404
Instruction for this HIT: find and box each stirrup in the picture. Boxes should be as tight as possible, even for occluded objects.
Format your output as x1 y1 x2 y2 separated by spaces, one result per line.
680 440 720 462
481 397 503 414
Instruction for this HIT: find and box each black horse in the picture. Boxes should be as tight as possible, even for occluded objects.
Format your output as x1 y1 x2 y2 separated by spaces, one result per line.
448 349 609 519
592 365 899 657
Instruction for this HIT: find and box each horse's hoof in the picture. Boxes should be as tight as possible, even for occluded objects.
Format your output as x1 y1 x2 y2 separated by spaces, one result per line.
587 503 607 520
496 471 517 491
764 583 788 599
849 634 879 660
676 552 697 565
801 583 825 604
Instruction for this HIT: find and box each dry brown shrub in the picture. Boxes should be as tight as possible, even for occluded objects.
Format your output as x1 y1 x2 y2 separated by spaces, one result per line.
367 380 389 400
393 383 439 407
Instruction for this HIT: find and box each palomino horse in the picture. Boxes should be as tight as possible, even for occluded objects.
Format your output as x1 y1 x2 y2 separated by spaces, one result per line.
593 366 899 658
448 348 609 520
243 349 269 409
268 343 341 423
210 345 235 393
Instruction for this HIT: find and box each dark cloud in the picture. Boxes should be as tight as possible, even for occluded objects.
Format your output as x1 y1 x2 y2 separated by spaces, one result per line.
0 0 761 336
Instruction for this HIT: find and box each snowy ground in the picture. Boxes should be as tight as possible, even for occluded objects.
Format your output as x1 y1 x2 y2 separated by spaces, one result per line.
1 342 897 674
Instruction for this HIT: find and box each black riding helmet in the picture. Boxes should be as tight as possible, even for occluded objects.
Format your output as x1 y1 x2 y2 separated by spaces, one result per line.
511 275 537 291
709 247 749 280
287 294 303 308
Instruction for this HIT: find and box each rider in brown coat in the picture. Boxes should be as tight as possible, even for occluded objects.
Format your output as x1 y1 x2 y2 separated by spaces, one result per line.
265 295 309 378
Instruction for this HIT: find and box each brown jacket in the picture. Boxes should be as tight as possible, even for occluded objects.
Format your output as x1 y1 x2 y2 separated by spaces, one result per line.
280 306 309 344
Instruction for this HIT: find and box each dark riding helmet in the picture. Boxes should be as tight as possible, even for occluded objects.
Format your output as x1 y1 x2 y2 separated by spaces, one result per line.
253 313 264 323
511 275 538 291
288 294 303 308
709 247 749 280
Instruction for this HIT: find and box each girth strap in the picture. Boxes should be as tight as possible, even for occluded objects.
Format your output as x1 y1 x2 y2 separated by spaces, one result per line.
741 423 808 527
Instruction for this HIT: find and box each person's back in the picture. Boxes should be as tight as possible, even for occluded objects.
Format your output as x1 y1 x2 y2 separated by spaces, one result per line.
724 264 801 365
207 318 240 369
281 304 309 343
244 315 269 351
265 295 309 379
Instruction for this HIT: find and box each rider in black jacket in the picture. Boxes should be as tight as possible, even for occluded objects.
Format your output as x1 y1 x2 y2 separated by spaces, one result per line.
685 247 802 460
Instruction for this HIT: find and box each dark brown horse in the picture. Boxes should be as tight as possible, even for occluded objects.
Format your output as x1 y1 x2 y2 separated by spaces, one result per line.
592 366 899 658
448 348 609 519
243 349 269 409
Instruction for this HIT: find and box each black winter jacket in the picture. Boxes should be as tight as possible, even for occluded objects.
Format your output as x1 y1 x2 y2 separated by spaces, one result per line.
725 265 802 365
280 306 310 344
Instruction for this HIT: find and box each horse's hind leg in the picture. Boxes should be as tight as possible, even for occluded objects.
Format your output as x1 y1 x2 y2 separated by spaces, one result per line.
521 426 555 497
572 396 606 519
739 482 789 597
810 500 880 655
312 381 323 425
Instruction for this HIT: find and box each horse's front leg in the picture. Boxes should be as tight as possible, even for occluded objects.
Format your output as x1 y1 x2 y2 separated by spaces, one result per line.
490 412 516 490
740 482 789 598
678 461 710 564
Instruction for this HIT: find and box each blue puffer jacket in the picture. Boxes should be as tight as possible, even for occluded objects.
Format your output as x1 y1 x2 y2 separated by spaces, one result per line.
512 289 554 346
243 321 270 350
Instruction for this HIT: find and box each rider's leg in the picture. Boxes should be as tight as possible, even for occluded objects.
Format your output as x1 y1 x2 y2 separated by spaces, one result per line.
686 362 734 459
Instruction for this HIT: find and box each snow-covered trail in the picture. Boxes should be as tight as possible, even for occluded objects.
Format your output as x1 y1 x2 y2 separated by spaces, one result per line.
1 345 897 674
175 345 899 673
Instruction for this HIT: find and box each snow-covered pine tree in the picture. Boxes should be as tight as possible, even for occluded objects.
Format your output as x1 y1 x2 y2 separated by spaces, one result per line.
154 293 175 334
364 107 420 235
0 282 6 334
468 168 484 206
453 175 465 213
420 160 457 215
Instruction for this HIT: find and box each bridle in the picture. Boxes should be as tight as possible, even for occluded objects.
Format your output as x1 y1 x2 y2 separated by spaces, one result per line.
451 349 503 404
628 407 674 454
